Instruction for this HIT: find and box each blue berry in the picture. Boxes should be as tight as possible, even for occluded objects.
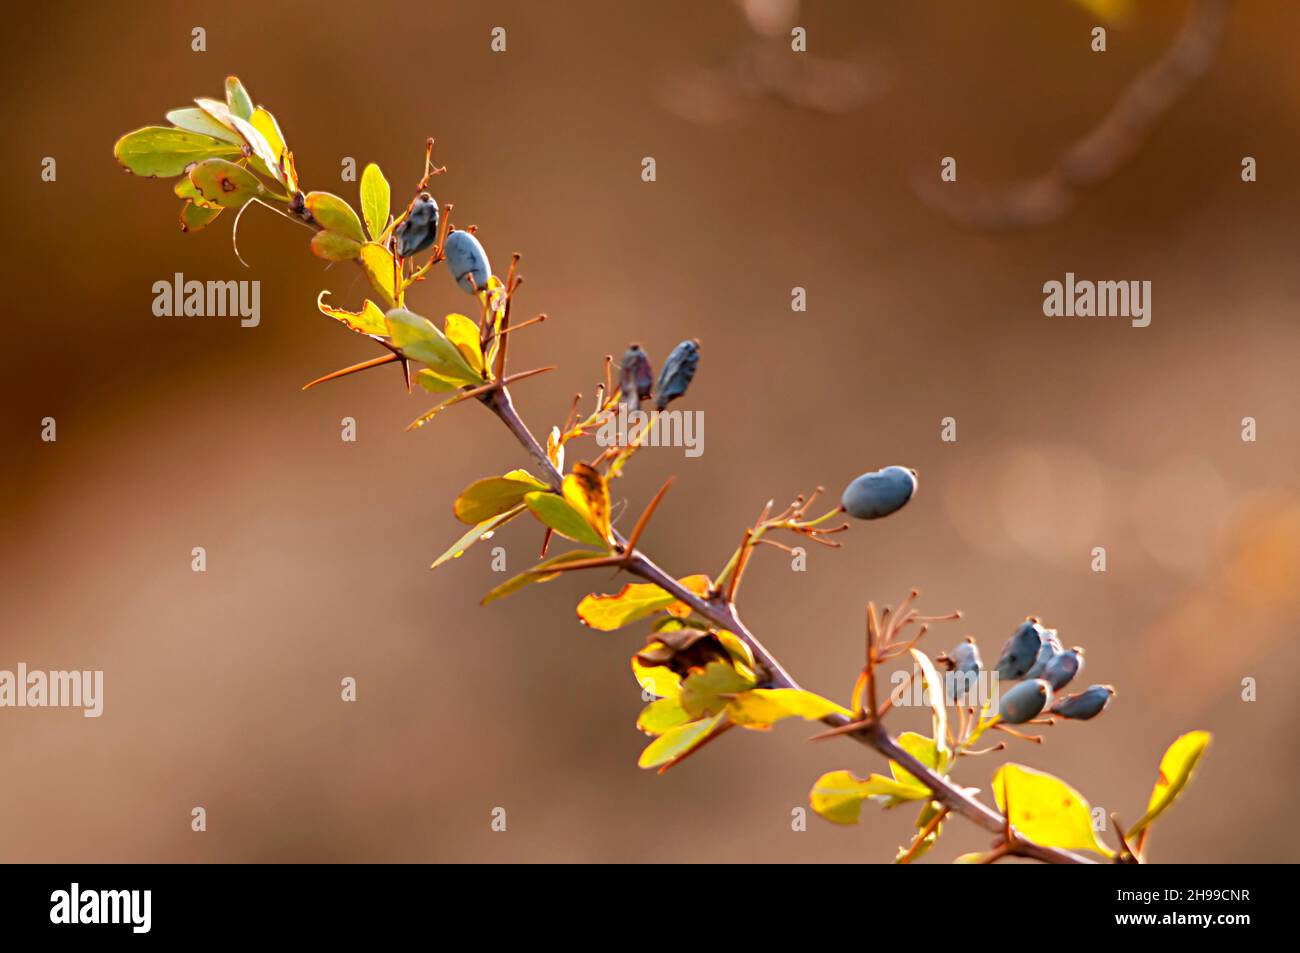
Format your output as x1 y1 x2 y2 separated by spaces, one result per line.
1050 684 1114 720
1043 647 1084 691
394 193 438 258
998 678 1052 724
620 344 654 407
949 638 982 675
840 466 917 520
1023 628 1062 680
654 339 700 411
994 621 1045 681
444 229 491 294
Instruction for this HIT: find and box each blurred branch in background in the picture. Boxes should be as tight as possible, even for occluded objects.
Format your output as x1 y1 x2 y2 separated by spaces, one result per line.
913 0 1231 229
659 0 889 122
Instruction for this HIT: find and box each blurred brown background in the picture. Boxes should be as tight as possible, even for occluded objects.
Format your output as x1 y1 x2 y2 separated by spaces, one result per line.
3 0 1298 863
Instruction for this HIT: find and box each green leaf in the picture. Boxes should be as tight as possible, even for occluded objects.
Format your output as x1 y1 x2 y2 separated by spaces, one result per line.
638 713 725 770
810 770 930 825
359 243 397 308
415 368 464 394
1126 730 1211 842
188 158 270 208
910 647 949 762
306 192 365 243
454 472 550 525
315 291 387 336
994 763 1115 858
225 76 255 120
114 127 241 177
165 107 243 145
430 504 526 569
179 201 222 233
310 231 361 261
360 163 391 241
725 688 852 729
574 575 712 631
679 660 756 719
384 308 481 384
524 491 610 549
174 176 220 209
225 114 288 194
194 97 241 136
637 697 692 736
481 549 607 605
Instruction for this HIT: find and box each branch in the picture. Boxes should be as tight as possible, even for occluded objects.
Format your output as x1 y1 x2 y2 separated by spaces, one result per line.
483 384 1092 864
913 0 1230 229
218 132 1092 864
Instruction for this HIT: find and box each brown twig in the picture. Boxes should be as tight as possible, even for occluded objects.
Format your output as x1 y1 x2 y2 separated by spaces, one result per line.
912 0 1231 229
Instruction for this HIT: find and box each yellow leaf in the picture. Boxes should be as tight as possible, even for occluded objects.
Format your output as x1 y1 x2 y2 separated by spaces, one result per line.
1127 730 1211 841
430 504 525 569
725 688 852 729
360 162 390 241
575 574 711 631
480 550 607 606
249 106 295 192
454 472 549 525
562 463 611 544
994 763 1114 858
359 242 397 308
889 731 949 789
444 312 485 375
679 661 756 719
910 647 949 761
316 291 387 336
810 770 929 825
638 713 724 770
637 697 691 736
631 655 682 699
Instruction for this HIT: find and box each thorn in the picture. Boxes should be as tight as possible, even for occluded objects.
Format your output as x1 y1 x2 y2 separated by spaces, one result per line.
302 352 402 390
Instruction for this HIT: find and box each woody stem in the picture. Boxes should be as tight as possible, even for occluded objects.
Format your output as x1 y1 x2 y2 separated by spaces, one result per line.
483 384 1091 864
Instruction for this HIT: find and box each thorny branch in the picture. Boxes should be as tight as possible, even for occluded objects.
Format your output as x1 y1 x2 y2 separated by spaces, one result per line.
264 135 1094 864
481 387 1094 864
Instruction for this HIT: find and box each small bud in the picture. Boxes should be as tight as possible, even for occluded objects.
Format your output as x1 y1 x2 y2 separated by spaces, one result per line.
840 466 917 520
1050 684 1114 720
394 193 438 258
994 620 1044 681
1043 646 1084 691
444 229 491 294
654 339 700 411
998 678 1052 724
